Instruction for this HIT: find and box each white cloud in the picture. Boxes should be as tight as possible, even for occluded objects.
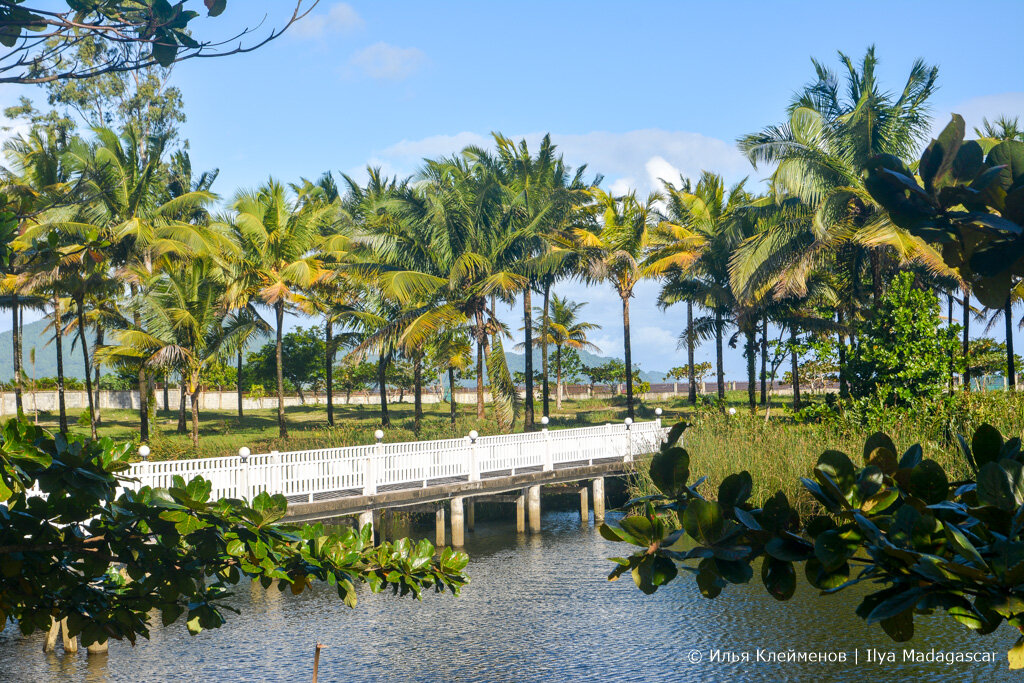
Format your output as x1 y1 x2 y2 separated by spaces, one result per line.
372 128 757 195
348 42 427 81
291 3 363 38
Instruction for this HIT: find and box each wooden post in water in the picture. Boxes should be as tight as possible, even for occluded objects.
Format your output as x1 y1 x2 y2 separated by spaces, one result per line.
60 617 77 653
435 506 446 547
515 494 525 533
466 499 475 532
450 496 465 547
312 642 325 683
579 486 589 524
593 477 606 524
527 485 541 533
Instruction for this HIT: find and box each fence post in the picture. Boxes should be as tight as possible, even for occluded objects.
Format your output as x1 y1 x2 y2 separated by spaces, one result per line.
269 450 281 498
624 417 633 462
604 423 612 459
137 445 150 491
468 430 480 482
238 447 250 500
541 416 552 471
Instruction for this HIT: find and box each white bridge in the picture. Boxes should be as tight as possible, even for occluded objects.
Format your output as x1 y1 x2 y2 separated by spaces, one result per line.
126 418 668 546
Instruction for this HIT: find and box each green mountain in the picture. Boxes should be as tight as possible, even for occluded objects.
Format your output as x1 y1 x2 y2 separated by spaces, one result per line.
502 349 668 383
0 319 94 381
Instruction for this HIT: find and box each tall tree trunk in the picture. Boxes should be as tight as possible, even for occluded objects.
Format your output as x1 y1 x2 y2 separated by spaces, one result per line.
448 366 457 427
963 293 971 391
1006 296 1016 391
52 295 67 436
177 379 187 433
93 325 103 426
790 326 801 409
947 293 955 392
555 345 563 411
236 349 243 419
75 298 97 440
475 311 486 421
838 310 848 399
275 301 287 438
190 374 200 447
131 283 149 442
325 320 335 426
413 355 423 432
12 294 22 414
621 293 635 420
760 315 768 405
714 309 725 403
377 349 391 427
163 373 169 416
523 285 534 430
541 280 551 419
746 329 756 414
687 300 696 404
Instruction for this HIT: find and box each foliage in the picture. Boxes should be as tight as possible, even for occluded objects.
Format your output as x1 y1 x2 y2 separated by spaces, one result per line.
847 272 957 405
0 418 468 646
605 420 1024 669
866 114 1024 308
584 359 627 392
0 2 315 84
247 326 325 402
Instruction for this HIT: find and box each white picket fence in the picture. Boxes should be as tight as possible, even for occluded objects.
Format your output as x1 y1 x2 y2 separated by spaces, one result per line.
123 419 667 503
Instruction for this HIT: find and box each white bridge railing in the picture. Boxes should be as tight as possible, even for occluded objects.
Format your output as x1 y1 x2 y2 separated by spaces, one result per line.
123 419 667 503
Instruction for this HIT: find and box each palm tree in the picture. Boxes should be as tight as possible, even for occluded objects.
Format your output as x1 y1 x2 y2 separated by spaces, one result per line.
231 179 329 437
574 188 660 419
534 294 600 410
737 46 949 310
426 329 473 427
652 173 749 404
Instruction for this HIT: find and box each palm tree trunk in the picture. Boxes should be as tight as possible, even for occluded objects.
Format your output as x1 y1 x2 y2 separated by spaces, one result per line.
75 298 97 440
838 310 848 399
475 311 486 421
790 326 801 409
523 286 534 430
947 293 954 392
746 329 756 414
621 293 635 420
190 373 200 447
325 320 335 426
275 301 287 438
687 300 696 404
177 378 187 433
12 294 22 415
130 283 149 442
714 309 725 403
759 316 767 405
963 293 971 391
541 280 551 419
377 349 391 427
555 345 563 411
236 350 243 419
413 355 423 432
448 366 457 427
163 373 169 416
52 295 67 436
1006 296 1016 391
94 325 103 426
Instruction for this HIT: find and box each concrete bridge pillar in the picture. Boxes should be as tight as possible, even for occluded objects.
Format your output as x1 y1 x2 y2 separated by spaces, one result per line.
527 485 541 533
466 499 475 532
357 510 373 538
593 477 606 524
451 496 465 547
515 494 525 533
579 485 589 524
435 506 446 547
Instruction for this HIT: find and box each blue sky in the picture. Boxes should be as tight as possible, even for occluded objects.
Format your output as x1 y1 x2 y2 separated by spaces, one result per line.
5 1 1024 376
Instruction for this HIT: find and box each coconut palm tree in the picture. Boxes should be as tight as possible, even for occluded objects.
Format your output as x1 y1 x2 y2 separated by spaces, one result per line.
231 179 330 437
534 294 600 410
574 188 660 419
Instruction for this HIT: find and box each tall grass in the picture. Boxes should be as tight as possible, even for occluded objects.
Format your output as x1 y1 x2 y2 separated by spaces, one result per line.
630 392 1024 514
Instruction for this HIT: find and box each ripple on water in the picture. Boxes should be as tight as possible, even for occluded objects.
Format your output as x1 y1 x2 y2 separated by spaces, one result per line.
0 510 1017 682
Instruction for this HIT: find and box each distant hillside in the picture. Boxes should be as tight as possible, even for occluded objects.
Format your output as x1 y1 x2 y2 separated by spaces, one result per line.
0 320 669 385
0 319 94 381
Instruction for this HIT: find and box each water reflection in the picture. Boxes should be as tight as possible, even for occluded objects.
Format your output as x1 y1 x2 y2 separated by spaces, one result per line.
0 509 1016 682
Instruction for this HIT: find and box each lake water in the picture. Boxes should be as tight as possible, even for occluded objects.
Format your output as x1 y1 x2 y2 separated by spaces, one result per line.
0 508 1016 682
